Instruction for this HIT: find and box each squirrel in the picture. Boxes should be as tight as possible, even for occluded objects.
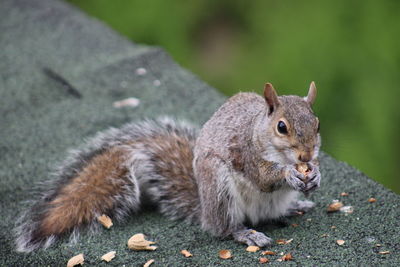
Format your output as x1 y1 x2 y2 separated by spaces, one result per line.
15 82 321 252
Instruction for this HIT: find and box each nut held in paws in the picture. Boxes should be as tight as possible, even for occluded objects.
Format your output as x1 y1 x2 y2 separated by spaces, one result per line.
296 163 311 181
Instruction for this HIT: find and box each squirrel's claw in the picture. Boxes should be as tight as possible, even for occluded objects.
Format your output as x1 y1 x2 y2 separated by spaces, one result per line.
285 166 307 191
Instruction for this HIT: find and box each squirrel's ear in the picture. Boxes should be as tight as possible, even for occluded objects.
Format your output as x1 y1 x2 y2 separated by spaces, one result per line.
306 81 317 105
264 83 280 115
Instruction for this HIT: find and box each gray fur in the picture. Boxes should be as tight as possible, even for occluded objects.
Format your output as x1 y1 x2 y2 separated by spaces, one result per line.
284 200 316 216
15 88 321 252
194 91 321 246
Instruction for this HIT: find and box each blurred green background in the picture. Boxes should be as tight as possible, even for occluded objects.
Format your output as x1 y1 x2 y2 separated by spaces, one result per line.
67 0 399 193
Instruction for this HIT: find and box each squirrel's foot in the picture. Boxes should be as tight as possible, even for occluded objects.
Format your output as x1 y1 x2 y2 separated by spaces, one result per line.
232 229 273 247
285 200 315 216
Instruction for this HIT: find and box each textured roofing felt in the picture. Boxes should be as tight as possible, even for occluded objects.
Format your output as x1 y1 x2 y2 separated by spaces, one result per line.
0 0 399 266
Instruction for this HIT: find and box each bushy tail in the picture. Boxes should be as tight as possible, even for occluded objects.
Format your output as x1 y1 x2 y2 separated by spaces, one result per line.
15 117 200 252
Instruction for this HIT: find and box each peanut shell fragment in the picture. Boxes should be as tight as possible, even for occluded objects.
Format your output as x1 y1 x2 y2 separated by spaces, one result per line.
97 214 113 229
261 250 276 255
143 259 155 267
181 249 193 257
281 253 293 261
276 238 293 245
128 233 157 251
246 245 260 252
101 251 116 262
259 257 269 263
368 198 377 203
67 253 84 267
219 250 232 259
327 201 344 212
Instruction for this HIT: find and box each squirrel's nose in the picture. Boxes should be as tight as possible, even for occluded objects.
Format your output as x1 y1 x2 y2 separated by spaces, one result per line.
298 152 312 162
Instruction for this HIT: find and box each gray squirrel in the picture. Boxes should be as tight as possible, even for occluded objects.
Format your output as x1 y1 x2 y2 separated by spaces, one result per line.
15 82 321 252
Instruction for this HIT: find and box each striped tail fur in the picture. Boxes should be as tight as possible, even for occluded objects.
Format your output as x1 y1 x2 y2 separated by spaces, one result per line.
15 117 200 252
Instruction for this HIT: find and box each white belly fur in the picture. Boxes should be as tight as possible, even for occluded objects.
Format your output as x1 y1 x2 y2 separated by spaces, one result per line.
229 171 298 225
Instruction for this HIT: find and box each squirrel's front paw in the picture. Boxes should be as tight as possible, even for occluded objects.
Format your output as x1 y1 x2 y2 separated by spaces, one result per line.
233 229 273 247
285 166 306 191
304 165 321 193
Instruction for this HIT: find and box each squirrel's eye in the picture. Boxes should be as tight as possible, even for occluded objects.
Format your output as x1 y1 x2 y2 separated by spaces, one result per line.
277 121 288 134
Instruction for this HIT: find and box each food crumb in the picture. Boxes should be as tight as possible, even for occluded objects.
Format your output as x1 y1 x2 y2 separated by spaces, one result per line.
259 257 269 264
378 251 390 255
153 80 161 87
136 68 147 76
336 240 345 246
368 198 377 203
340 192 349 196
340 206 354 214
291 223 299 227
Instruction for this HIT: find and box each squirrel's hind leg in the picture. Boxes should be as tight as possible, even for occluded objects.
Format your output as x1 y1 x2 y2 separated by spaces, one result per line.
232 228 273 247
195 155 273 247
284 200 316 216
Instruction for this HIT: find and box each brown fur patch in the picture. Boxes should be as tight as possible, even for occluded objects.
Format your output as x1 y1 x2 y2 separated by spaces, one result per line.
148 133 194 181
40 147 131 236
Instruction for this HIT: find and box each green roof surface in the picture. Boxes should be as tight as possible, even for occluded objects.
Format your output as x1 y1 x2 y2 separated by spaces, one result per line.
0 0 399 266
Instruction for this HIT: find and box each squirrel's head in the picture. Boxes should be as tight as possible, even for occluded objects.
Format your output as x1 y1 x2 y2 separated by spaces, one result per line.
254 82 321 165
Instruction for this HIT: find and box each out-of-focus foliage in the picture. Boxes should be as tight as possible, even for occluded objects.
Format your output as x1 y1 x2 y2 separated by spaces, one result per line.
67 0 400 193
